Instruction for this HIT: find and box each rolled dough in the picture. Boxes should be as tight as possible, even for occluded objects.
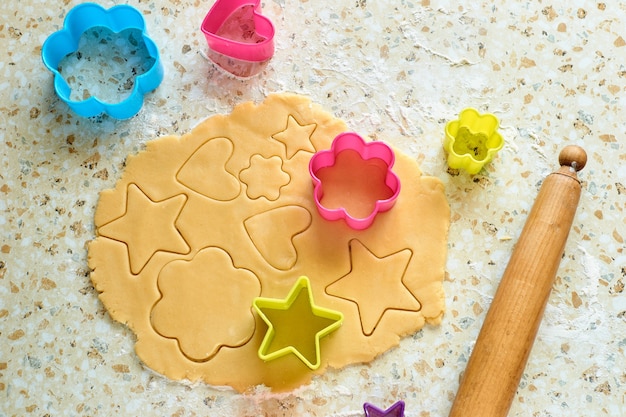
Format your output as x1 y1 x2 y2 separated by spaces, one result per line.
88 93 450 392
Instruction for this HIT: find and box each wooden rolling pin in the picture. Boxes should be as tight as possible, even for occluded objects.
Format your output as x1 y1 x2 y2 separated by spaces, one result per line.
448 145 587 417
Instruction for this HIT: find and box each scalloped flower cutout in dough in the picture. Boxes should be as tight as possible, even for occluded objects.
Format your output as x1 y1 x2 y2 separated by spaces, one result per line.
151 247 261 362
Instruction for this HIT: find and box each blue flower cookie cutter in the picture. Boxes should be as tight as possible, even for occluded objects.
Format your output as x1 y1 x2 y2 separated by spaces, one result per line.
41 3 164 119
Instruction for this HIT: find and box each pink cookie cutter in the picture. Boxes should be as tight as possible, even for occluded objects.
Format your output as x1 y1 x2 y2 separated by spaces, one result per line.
200 0 275 78
309 132 401 230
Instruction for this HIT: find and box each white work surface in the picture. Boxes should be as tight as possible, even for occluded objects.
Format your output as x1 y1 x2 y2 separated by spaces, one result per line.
1 0 625 415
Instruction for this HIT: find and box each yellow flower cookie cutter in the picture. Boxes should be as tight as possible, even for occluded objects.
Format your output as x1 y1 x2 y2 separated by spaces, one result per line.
443 108 505 174
252 276 343 370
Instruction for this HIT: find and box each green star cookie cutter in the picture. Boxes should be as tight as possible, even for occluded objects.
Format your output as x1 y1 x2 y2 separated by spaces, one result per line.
444 108 505 174
252 276 343 370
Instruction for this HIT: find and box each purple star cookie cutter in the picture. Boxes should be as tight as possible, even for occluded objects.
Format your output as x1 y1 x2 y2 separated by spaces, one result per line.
364 401 406 417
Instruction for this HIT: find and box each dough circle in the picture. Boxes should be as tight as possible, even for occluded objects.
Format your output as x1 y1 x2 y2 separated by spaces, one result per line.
88 94 450 392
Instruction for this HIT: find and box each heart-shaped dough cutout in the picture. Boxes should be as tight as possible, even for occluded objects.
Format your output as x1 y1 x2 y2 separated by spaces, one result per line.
244 205 311 271
176 137 240 201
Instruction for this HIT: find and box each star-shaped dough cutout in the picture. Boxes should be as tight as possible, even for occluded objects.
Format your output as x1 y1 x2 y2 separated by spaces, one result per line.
364 401 405 417
98 184 190 274
253 276 343 370
326 240 420 336
271 115 317 159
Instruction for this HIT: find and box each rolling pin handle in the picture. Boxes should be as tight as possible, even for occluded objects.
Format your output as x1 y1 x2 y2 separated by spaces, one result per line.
558 145 587 172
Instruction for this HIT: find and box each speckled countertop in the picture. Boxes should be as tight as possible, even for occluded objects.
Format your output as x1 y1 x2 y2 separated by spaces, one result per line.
1 0 625 416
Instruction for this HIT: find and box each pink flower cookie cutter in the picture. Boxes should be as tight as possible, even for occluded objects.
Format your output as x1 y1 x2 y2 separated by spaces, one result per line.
200 0 275 78
309 132 401 230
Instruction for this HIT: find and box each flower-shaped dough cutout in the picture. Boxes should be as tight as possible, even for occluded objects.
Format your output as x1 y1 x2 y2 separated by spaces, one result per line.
253 276 343 370
240 155 290 200
443 108 504 174
309 132 401 230
41 3 163 119
151 247 261 362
